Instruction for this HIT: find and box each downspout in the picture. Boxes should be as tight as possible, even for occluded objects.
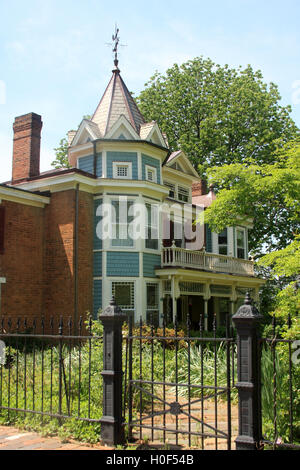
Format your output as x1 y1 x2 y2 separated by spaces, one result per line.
93 141 97 177
74 183 79 334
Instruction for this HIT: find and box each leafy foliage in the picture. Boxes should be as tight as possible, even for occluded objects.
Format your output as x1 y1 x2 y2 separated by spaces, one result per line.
202 139 300 254
51 137 70 169
138 57 299 171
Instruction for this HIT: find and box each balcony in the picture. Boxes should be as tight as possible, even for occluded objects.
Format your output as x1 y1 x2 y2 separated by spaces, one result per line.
161 246 254 276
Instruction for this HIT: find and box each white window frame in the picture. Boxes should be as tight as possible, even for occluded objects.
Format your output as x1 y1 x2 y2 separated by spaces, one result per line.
178 185 190 202
165 181 176 199
145 165 157 183
112 161 132 179
146 282 159 311
235 227 246 259
110 198 135 249
111 281 135 312
145 202 159 251
218 228 228 256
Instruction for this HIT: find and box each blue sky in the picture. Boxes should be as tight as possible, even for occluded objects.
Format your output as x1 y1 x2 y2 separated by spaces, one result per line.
1 0 300 181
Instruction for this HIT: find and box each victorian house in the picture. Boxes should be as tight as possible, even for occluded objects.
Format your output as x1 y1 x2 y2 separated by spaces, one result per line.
0 56 264 330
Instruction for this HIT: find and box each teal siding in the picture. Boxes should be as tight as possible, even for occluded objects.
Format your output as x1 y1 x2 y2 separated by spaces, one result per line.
107 252 139 277
78 155 93 173
143 253 161 278
78 153 102 177
107 152 138 179
205 225 212 252
96 154 102 177
142 154 161 184
93 251 102 277
94 199 102 250
93 280 102 319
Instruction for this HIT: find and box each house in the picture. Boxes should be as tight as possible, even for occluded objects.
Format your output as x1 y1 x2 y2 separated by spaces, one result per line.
0 57 264 330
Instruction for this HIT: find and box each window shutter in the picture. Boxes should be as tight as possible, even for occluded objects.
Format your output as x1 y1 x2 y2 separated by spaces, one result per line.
0 206 5 255
205 224 212 253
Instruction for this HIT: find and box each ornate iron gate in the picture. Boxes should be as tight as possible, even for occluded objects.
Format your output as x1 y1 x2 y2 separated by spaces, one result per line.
124 312 236 450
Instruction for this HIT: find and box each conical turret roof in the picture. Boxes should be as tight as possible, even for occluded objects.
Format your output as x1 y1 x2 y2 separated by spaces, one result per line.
91 68 146 137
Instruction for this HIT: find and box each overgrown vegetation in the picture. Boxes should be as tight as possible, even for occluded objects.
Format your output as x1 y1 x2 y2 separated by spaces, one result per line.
0 319 299 446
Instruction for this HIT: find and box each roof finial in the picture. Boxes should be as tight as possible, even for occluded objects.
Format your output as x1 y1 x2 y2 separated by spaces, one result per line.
112 24 120 71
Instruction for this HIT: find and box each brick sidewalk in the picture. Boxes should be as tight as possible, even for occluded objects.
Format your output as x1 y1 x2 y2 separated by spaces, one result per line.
0 426 112 451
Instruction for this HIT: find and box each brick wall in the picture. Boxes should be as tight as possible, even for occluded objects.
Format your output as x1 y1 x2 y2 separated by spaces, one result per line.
0 200 44 323
42 189 93 330
0 188 94 332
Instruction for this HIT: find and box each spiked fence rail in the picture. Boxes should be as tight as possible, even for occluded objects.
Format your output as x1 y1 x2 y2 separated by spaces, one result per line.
0 296 299 450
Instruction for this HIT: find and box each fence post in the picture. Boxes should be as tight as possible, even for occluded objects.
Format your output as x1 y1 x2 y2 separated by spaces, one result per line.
100 297 126 446
232 292 263 450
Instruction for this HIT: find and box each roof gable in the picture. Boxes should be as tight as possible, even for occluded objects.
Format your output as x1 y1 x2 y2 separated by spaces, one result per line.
71 120 102 146
105 114 141 140
164 150 199 178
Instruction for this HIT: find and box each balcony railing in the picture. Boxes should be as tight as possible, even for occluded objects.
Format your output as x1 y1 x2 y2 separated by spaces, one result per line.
161 246 254 276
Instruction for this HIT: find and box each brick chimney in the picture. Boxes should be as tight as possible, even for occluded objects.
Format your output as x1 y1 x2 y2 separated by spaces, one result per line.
12 112 43 182
192 179 207 197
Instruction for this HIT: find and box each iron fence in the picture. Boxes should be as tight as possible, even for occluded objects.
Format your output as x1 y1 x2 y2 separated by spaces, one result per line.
124 312 236 450
0 299 299 451
259 315 300 450
0 316 104 426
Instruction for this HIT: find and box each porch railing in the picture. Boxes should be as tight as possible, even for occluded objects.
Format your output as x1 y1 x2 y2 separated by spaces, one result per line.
161 246 254 276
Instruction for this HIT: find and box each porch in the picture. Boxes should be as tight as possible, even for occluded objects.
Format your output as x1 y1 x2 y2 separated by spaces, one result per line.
156 267 265 331
161 246 254 276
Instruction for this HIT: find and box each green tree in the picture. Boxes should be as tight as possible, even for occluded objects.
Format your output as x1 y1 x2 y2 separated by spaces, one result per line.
201 139 300 255
52 137 70 169
138 57 299 170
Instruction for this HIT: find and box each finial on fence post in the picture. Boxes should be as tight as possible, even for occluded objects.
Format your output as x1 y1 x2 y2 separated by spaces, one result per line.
232 292 263 450
99 298 126 445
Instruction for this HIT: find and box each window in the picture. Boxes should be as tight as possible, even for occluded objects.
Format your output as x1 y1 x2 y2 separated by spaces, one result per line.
146 165 157 183
145 203 159 250
236 228 246 259
111 199 134 247
178 186 189 202
165 182 175 199
146 283 159 326
112 282 135 313
0 207 5 255
218 228 228 256
113 162 132 179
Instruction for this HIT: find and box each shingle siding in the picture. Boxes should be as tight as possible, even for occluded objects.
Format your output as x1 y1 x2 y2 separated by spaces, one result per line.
107 151 138 179
107 251 139 277
78 153 102 177
143 253 161 278
93 251 102 277
94 199 102 250
142 154 161 184
93 279 102 319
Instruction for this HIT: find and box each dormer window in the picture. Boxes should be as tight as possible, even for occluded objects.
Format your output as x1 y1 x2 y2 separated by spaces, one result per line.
165 182 175 199
113 162 132 179
146 165 157 183
178 186 189 202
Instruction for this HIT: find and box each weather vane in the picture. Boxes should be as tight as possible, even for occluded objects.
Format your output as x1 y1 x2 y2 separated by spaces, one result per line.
106 24 126 70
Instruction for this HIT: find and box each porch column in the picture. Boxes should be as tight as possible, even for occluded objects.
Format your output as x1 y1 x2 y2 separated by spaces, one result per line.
171 275 179 324
159 281 164 327
204 298 208 331
203 283 210 331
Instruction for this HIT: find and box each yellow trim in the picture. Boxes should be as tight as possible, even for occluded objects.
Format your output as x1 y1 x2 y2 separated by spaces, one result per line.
0 187 50 208
155 267 265 287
